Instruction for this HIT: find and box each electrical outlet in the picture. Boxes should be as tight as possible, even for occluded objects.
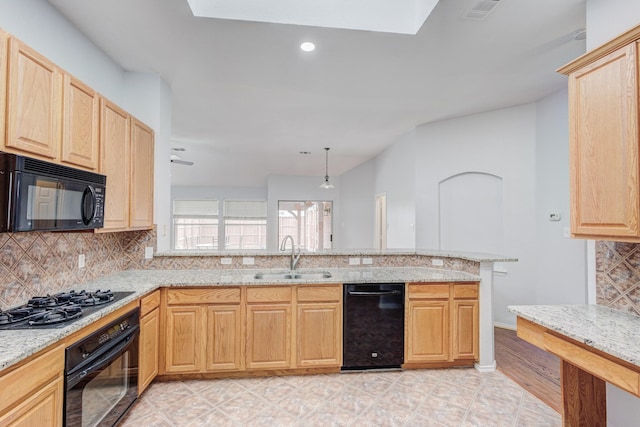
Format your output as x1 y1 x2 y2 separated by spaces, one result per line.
349 257 361 266
432 258 444 267
220 257 232 265
563 227 571 238
242 257 255 265
144 247 154 259
362 258 373 265
78 254 85 269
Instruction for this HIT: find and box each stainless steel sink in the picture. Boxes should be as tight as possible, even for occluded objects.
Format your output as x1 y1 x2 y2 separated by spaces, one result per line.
253 271 332 280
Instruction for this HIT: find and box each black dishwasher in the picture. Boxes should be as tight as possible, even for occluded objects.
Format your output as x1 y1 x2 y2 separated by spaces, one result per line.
342 283 404 370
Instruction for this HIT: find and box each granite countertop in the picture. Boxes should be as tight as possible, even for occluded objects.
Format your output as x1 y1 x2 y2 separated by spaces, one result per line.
509 304 640 368
156 248 518 263
0 267 480 372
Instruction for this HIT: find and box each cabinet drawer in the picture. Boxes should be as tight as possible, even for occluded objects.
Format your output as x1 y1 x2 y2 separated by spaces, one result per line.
297 285 341 302
140 290 160 316
166 288 241 305
247 286 292 303
0 344 64 414
453 284 478 299
408 284 450 300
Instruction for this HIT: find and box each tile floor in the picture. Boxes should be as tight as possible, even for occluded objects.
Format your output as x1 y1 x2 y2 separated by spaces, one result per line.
120 368 560 427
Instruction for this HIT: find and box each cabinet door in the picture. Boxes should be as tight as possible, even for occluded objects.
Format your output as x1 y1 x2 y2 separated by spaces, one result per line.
99 98 130 231
205 305 242 371
405 300 449 363
0 31 7 150
0 376 63 427
452 299 478 360
246 304 291 370
139 307 159 394
569 43 640 238
296 303 341 367
165 305 201 373
61 74 99 170
5 38 61 160
129 118 154 229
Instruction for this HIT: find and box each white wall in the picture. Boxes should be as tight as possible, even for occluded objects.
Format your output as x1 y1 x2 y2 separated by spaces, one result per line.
414 104 538 325
585 1 640 425
534 89 587 305
374 131 416 248
339 159 375 248
267 175 341 250
0 0 124 103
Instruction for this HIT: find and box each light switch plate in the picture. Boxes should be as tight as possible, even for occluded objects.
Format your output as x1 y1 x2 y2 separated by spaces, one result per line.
242 257 255 265
78 254 85 269
432 258 444 266
220 257 232 265
362 257 373 265
144 247 154 259
349 257 361 266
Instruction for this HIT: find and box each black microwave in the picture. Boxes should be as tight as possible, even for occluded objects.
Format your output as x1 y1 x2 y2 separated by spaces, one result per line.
0 153 106 232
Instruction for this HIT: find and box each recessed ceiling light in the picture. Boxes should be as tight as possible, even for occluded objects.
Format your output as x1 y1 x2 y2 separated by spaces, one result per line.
300 42 315 52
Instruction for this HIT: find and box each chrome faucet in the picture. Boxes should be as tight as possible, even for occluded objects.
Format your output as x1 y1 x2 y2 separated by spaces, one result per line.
280 235 301 270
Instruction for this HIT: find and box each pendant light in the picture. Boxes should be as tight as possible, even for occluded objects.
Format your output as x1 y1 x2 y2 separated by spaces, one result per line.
320 147 335 189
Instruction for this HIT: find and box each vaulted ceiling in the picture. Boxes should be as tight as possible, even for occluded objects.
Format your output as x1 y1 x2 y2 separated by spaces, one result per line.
47 0 586 187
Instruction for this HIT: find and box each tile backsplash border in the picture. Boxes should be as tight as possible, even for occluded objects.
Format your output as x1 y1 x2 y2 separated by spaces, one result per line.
0 229 481 310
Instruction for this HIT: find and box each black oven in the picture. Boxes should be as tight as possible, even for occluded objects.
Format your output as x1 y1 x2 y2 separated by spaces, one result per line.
64 308 139 427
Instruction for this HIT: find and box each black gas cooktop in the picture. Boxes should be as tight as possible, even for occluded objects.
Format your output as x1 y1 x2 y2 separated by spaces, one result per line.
0 289 134 330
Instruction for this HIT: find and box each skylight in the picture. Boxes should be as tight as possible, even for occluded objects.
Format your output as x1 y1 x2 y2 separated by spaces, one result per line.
187 0 439 35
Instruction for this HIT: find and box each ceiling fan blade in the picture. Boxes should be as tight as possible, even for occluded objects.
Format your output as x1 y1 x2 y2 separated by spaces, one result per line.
171 159 194 166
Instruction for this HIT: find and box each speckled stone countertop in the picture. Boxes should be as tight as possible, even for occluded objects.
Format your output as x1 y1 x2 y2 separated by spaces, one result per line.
509 304 640 367
0 267 479 372
157 248 517 263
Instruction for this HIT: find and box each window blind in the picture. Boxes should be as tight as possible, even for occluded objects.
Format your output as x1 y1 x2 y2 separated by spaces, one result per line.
223 200 267 219
173 200 219 217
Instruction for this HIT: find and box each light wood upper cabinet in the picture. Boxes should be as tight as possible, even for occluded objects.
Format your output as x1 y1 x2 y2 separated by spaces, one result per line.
129 118 154 229
61 74 99 170
5 37 62 160
559 25 640 241
99 98 130 231
0 345 64 427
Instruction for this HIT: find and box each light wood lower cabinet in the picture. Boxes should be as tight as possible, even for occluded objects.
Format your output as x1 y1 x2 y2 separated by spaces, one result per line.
139 290 160 394
0 344 64 427
296 302 341 367
246 303 292 370
163 288 243 374
405 282 479 366
205 305 242 371
161 285 342 376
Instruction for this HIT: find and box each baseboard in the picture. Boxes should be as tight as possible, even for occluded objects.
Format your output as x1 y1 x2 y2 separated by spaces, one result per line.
494 321 516 331
474 361 497 372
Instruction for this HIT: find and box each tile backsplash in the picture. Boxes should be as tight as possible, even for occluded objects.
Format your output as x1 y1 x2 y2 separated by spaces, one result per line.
0 230 155 310
596 241 640 315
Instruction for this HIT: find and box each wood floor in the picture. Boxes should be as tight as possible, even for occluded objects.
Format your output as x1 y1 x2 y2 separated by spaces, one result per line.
494 326 562 413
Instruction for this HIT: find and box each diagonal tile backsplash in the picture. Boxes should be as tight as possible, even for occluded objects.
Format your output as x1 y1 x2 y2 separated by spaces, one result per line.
0 230 155 310
596 241 640 316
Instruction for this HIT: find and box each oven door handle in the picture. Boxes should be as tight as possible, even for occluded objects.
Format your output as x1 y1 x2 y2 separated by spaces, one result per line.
66 325 139 390
347 290 402 296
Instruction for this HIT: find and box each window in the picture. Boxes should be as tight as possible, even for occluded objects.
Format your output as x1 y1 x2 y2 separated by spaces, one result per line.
278 201 332 251
223 200 267 250
173 200 219 250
